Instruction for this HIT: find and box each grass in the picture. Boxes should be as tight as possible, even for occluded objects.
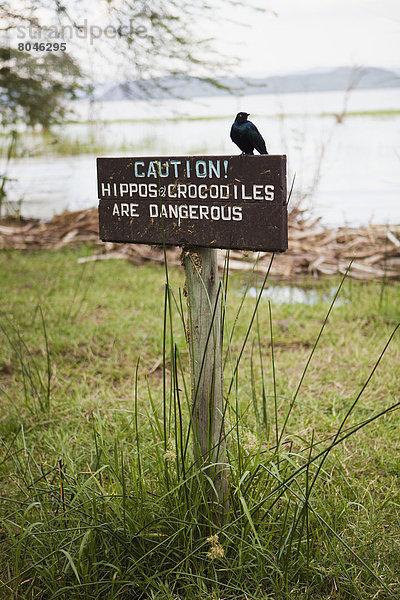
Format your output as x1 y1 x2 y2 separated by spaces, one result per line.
0 245 399 599
0 130 114 158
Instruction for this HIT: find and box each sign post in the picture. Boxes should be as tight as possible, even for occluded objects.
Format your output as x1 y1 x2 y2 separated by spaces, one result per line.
97 154 288 524
183 246 228 523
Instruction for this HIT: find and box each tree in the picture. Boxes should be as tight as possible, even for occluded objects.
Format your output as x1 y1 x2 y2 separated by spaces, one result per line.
0 47 83 128
1 3 86 128
1 0 264 113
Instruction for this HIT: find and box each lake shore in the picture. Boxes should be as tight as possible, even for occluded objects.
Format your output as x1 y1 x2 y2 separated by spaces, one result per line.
5 88 400 226
1 207 399 281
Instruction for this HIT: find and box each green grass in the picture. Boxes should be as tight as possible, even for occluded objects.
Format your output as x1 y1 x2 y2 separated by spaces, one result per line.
0 245 399 599
0 130 113 158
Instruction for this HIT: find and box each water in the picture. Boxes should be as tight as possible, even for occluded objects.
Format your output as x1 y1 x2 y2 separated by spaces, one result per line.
73 87 400 121
4 87 400 225
247 285 346 306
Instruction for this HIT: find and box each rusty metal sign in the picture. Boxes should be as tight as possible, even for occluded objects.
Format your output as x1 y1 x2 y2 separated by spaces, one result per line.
97 154 288 251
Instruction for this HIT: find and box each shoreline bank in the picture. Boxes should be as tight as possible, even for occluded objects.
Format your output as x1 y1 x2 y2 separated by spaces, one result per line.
1 207 399 281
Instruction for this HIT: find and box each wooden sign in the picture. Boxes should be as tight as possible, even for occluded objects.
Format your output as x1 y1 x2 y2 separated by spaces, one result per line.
97 154 288 252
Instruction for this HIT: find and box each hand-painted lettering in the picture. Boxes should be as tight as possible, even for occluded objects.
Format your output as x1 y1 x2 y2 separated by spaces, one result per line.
147 203 243 223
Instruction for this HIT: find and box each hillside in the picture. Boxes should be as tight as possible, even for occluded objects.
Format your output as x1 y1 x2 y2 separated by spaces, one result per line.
98 66 400 101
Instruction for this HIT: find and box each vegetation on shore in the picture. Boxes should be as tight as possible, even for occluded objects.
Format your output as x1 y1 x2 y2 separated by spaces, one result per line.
1 109 398 158
0 245 399 599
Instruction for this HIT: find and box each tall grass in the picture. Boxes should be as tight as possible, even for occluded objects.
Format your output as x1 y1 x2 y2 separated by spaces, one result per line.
0 306 52 415
0 255 399 599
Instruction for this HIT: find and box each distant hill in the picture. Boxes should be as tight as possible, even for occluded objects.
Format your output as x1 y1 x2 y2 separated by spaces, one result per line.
98 67 400 101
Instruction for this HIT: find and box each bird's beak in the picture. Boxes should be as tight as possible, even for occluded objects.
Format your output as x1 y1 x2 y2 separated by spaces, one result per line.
246 113 250 117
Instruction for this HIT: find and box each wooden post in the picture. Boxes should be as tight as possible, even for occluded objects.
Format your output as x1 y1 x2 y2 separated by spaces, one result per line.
184 247 229 523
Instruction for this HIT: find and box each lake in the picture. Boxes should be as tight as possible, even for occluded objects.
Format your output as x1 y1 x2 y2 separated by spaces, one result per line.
4 87 400 226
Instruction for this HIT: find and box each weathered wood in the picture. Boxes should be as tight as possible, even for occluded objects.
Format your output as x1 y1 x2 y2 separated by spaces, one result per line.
97 154 288 252
184 247 228 522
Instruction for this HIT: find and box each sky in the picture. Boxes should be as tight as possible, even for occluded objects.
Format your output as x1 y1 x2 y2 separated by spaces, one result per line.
213 0 400 76
4 0 400 80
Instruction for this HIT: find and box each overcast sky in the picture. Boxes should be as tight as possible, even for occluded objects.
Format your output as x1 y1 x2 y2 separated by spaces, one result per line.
5 0 400 80
217 0 400 76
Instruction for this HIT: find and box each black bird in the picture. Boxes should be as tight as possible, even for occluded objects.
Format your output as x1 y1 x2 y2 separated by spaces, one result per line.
230 112 268 155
